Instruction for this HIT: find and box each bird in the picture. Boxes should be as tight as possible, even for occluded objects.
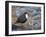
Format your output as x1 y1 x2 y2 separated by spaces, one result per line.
15 12 29 23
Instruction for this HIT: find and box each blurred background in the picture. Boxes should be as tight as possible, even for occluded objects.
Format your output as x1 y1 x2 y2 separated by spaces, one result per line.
12 6 41 31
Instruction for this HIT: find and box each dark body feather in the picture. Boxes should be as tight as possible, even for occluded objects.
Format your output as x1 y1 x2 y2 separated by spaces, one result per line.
16 13 27 23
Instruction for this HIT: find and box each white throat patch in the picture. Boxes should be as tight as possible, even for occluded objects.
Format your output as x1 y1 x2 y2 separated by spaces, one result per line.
25 14 29 19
